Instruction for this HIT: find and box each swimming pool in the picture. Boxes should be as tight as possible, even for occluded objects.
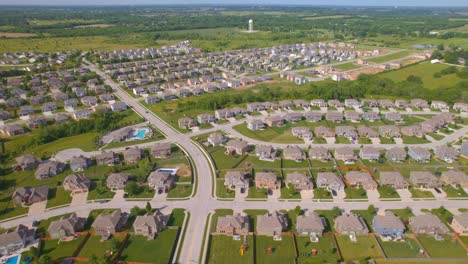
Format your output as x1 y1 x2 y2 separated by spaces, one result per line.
156 168 177 175
5 255 19 264
127 127 151 140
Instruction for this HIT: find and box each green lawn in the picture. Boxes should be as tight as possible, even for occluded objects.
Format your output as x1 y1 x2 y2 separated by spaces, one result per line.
315 209 342 232
41 237 85 261
119 230 179 263
378 185 401 199
241 155 281 169
402 136 431 144
336 235 383 261
77 235 124 258
377 237 424 258
296 235 341 263
335 136 351 144
379 137 395 144
427 132 444 141
344 187 368 200
46 187 72 208
255 235 296 264
442 185 468 198
246 186 268 199
216 179 235 199
417 235 467 258
313 188 333 200
389 208 415 222
208 235 254 264
358 137 372 144
282 159 310 169
233 123 303 144
368 50 413 63
279 186 302 199
410 188 435 199
167 184 193 198
335 62 361 70
379 62 465 90
211 148 248 170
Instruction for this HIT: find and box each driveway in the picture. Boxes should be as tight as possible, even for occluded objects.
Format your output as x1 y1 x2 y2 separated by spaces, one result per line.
70 192 88 206
268 189 280 201
300 190 314 200
367 189 380 202
28 201 47 216
396 189 412 201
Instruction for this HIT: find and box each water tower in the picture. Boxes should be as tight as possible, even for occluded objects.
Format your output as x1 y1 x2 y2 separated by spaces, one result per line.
248 19 253 32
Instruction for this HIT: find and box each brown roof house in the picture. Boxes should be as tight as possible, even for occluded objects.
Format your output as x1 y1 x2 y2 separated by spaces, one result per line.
255 145 277 162
435 145 459 163
283 145 306 161
296 212 326 237
34 160 66 180
255 172 280 190
325 111 344 123
450 213 468 236
334 147 356 163
225 140 250 155
178 117 196 129
147 171 175 193
379 172 409 189
123 148 143 164
379 125 401 138
224 171 249 191
207 132 228 147
216 214 250 236
12 186 49 206
291 127 313 140
151 143 172 158
257 211 288 238
133 210 167 240
0 224 36 256
106 173 130 190
345 171 378 190
409 171 440 188
359 146 381 161
92 209 128 237
285 172 313 191
263 115 285 127
48 214 86 240
408 147 431 163
385 147 407 163
440 171 468 188
63 174 91 195
308 147 331 161
96 151 120 166
14 154 41 171
314 126 335 138
70 155 90 172
317 172 345 191
409 213 449 235
334 213 369 235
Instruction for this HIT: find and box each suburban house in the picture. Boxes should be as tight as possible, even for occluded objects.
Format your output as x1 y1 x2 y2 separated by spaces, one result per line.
147 172 175 193
225 140 250 155
0 124 25 136
255 172 280 190
284 112 303 123
357 126 379 138
385 112 403 123
409 171 440 188
305 111 323 122
123 148 143 164
48 214 86 240
216 214 250 236
401 125 424 138
362 112 380 122
224 171 249 191
325 111 343 123
247 119 265 131
14 154 40 171
373 211 406 238
441 171 468 188
385 147 407 163
263 115 285 127
308 147 331 161
345 171 378 190
257 211 288 237
450 213 468 236
63 174 91 195
92 209 128 237
408 147 431 163
178 117 197 129
197 113 215 124
334 147 356 163
291 127 313 140
334 214 369 235
70 155 90 172
344 110 361 122
431 101 449 111
285 172 313 191
34 160 66 179
379 172 409 189
296 212 326 237
106 173 130 190
435 145 459 163
410 99 429 109
255 145 277 162
314 126 335 138
409 214 449 235
73 109 91 120
0 224 36 256
151 143 172 158
12 186 49 206
133 210 167 240
379 125 401 138
317 172 345 191
359 146 381 161
207 132 227 147
110 101 128 112
283 145 306 161
96 151 120 166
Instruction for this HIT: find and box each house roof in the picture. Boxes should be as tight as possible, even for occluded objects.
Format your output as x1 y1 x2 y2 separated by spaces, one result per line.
296 212 325 231
373 211 405 230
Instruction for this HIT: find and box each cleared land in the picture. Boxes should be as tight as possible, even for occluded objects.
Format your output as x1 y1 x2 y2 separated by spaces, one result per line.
0 32 36 38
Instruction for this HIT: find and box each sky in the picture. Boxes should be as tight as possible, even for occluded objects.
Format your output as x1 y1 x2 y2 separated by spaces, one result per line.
0 0 467 7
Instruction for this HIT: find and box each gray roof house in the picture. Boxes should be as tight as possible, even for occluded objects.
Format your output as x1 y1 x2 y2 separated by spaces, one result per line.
197 113 216 124
207 132 228 147
256 145 277 162
224 171 249 190
345 171 378 190
408 147 431 163
216 214 250 236
357 126 379 138
96 151 120 166
379 172 409 189
151 143 172 158
12 186 49 206
441 171 468 188
296 212 326 236
409 214 449 235
283 145 306 161
359 146 381 161
410 171 440 188
257 211 288 237
314 126 335 138
14 154 40 171
285 171 313 191
48 214 86 240
178 117 196 129
247 119 265 131
147 172 174 193
334 147 356 163
133 210 167 240
0 224 36 256
379 125 401 138
335 213 369 235
291 127 313 140
123 148 143 164
106 173 130 190
385 147 407 163
34 160 66 179
63 174 91 195
325 111 344 123
225 140 250 155
317 172 345 191
70 155 90 172
435 146 459 163
304 111 323 122
308 147 331 161
92 209 127 237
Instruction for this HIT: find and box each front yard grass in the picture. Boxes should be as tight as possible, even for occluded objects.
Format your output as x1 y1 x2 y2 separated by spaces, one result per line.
378 185 401 199
402 136 431 144
336 235 383 261
313 188 333 200
427 132 444 141
246 186 268 199
118 230 179 263
442 185 468 198
41 236 86 261
409 188 435 199
77 235 124 258
296 235 341 263
379 137 395 144
417 235 467 258
377 237 424 258
344 187 368 200
46 187 72 208
207 235 254 264
216 179 235 199
255 235 296 264
167 184 193 198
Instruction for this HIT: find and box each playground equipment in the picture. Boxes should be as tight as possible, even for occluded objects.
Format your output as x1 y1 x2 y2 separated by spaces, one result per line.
239 235 248 256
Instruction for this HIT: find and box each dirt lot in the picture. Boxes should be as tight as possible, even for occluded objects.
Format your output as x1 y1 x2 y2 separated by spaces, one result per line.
0 32 36 38
346 66 387 80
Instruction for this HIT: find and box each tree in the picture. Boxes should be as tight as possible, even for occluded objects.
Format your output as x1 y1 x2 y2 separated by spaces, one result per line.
145 201 152 214
367 205 376 215
124 181 141 196
88 254 98 264
294 206 304 216
287 183 297 197
38 255 51 264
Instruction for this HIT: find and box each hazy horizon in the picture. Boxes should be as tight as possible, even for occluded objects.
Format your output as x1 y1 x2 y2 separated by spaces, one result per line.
0 0 467 7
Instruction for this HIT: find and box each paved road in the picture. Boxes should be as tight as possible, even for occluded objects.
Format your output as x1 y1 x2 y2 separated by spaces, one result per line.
1 59 466 264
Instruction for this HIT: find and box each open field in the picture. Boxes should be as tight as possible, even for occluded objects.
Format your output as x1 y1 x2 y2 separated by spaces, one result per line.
119 230 179 263
368 50 414 63
0 32 36 38
379 62 465 90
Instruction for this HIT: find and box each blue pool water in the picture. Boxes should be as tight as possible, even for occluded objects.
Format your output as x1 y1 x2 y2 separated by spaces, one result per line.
128 128 150 140
157 169 175 173
5 255 19 264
